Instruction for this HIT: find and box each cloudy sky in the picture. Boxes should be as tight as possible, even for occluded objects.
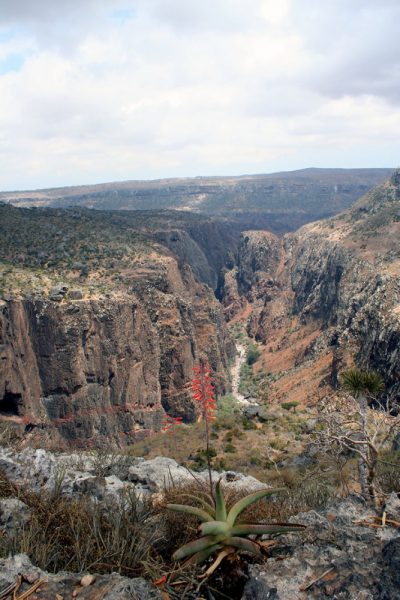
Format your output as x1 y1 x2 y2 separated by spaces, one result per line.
0 0 399 191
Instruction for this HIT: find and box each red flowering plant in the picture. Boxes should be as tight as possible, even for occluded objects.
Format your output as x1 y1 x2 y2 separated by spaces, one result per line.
162 359 217 502
162 415 184 465
162 415 183 436
192 360 217 502
163 359 305 570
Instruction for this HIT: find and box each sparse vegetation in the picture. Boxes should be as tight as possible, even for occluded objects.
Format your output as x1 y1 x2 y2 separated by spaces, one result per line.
217 393 239 414
0 476 161 577
246 340 260 366
282 401 300 413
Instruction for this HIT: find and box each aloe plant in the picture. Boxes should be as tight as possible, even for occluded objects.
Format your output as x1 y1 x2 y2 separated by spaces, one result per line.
167 479 306 565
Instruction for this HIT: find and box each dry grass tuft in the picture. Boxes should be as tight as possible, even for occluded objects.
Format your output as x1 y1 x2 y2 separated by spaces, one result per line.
0 467 338 600
1 482 164 577
0 470 16 498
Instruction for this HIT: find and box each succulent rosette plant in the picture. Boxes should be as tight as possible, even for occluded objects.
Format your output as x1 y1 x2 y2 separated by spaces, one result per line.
163 358 306 568
167 479 306 565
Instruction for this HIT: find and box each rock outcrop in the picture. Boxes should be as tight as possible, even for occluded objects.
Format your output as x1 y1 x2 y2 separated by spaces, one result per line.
242 495 400 600
0 554 163 600
0 447 271 500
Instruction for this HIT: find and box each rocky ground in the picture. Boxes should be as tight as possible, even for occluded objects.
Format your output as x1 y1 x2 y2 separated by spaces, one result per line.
0 447 271 502
0 554 164 600
243 493 400 600
0 446 399 599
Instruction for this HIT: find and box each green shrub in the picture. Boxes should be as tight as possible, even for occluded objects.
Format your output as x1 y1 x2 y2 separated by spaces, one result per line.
217 393 239 414
242 418 257 431
246 341 260 366
282 401 300 413
213 457 228 471
269 439 286 450
224 443 237 453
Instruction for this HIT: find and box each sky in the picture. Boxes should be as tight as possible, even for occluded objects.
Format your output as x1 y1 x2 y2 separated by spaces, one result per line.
0 0 399 191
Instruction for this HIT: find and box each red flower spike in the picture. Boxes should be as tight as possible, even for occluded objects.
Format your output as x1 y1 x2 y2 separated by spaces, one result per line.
192 361 217 424
162 414 183 436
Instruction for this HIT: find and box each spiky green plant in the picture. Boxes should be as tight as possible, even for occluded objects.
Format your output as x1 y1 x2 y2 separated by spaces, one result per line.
340 369 385 398
167 479 306 565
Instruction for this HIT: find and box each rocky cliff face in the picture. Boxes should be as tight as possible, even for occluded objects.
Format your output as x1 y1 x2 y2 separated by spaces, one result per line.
221 170 400 405
289 232 400 401
0 257 235 447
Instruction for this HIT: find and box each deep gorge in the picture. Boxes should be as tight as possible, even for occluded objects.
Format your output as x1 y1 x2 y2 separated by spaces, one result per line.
1 169 400 446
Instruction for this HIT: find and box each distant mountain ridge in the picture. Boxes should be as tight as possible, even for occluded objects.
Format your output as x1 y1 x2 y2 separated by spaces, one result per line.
0 168 394 236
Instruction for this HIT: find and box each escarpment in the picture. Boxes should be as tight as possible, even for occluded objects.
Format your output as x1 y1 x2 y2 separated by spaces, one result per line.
288 233 400 400
0 257 235 447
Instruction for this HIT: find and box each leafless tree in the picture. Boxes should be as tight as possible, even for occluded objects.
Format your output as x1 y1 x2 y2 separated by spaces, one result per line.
310 393 400 504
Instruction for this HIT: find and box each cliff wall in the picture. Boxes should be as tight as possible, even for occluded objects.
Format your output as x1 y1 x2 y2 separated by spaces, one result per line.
221 172 400 404
2 169 393 239
0 258 235 447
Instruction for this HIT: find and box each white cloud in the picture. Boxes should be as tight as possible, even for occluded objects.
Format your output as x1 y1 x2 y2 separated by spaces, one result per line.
0 0 398 190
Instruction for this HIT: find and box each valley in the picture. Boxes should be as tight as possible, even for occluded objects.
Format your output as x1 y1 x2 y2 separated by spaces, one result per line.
1 168 400 600
1 169 400 451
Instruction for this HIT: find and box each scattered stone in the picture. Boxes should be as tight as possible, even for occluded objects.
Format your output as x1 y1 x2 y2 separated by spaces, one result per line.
259 411 279 421
25 571 40 584
50 284 69 301
80 574 95 586
384 492 400 523
0 498 30 535
242 405 263 418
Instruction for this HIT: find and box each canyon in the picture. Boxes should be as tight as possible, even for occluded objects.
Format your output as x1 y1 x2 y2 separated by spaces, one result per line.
1 168 400 447
0 207 235 447
220 169 400 408
1 168 400 600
